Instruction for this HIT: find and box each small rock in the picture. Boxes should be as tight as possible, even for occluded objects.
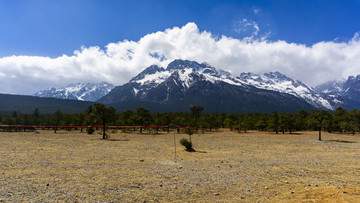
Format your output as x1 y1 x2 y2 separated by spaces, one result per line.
265 186 268 189
46 183 50 186
291 191 295 194
285 181 289 184
159 184 163 187
140 159 144 162
214 193 220 196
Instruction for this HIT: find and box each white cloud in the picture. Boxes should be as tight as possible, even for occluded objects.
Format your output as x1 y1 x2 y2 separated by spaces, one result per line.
1 22 360 95
253 8 260 15
234 19 260 37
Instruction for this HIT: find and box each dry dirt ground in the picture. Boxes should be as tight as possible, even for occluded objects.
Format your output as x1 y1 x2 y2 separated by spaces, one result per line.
1 129 360 202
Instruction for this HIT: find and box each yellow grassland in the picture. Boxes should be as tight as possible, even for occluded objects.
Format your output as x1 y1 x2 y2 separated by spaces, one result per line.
1 129 360 202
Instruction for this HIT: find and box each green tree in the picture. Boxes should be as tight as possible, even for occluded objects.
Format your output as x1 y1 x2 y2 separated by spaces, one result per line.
53 109 63 133
332 107 347 132
309 110 331 141
132 108 152 133
89 103 118 139
268 111 279 134
190 106 204 127
33 108 40 125
118 110 135 126
255 114 268 131
347 109 360 134
294 110 309 131
224 113 237 131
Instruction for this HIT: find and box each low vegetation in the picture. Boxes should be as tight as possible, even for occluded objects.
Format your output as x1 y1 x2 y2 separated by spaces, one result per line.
1 105 360 138
180 138 194 152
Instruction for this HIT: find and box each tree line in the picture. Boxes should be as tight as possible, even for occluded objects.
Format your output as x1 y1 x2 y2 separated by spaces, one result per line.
1 104 360 139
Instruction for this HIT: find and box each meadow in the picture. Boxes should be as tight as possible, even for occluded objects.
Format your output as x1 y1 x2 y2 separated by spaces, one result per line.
1 129 360 202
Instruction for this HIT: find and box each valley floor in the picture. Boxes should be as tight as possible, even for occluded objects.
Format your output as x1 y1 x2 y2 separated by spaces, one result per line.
1 130 360 202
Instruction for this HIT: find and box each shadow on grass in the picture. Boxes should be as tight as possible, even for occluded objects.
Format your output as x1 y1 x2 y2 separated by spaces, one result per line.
325 140 357 144
96 138 130 142
184 149 207 153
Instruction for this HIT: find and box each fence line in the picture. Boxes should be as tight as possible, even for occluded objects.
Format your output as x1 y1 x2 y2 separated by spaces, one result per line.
0 125 215 132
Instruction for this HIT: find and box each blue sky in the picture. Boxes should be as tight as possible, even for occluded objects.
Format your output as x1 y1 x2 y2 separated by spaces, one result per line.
1 0 360 94
1 0 359 57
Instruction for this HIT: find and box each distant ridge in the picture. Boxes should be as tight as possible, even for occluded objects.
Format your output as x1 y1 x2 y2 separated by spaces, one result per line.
0 94 93 114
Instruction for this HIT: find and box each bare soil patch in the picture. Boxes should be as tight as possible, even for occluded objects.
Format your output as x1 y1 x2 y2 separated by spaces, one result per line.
1 130 360 202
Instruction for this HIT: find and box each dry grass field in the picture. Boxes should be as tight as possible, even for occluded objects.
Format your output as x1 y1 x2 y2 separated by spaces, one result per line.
1 129 360 202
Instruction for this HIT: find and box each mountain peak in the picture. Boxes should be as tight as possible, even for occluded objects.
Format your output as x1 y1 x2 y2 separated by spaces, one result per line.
263 71 292 81
167 59 207 71
131 65 165 82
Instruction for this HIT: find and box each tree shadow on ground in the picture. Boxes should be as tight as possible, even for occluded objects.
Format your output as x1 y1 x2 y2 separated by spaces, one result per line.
185 149 207 153
325 140 356 144
95 138 130 141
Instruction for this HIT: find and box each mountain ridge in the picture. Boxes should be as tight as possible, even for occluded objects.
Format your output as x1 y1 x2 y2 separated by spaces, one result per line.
33 82 114 101
98 59 316 113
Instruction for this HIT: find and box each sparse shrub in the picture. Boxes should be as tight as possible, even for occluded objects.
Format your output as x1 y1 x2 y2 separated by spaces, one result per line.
87 127 95 134
180 138 195 152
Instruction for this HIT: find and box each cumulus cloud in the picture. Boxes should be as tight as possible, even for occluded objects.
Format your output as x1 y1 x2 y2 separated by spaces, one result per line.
1 22 360 95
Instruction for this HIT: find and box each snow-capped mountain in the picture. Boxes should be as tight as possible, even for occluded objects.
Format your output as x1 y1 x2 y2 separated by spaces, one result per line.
316 75 360 110
98 59 315 113
34 82 114 101
237 72 333 110
315 79 346 96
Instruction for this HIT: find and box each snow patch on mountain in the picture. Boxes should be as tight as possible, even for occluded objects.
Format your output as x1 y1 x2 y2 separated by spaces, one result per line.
33 82 114 101
135 71 171 86
237 72 333 110
130 59 242 91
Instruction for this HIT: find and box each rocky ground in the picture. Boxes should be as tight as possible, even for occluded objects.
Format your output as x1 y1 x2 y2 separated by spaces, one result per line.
1 129 360 202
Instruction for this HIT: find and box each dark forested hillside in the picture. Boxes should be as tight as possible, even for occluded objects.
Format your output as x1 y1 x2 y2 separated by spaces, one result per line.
0 94 93 114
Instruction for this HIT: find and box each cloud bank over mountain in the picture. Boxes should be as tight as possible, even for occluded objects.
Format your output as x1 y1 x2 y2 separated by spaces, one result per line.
1 22 360 95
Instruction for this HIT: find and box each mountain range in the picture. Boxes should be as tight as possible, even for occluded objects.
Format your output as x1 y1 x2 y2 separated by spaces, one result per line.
315 75 360 110
33 82 114 101
2 59 359 114
98 59 315 113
